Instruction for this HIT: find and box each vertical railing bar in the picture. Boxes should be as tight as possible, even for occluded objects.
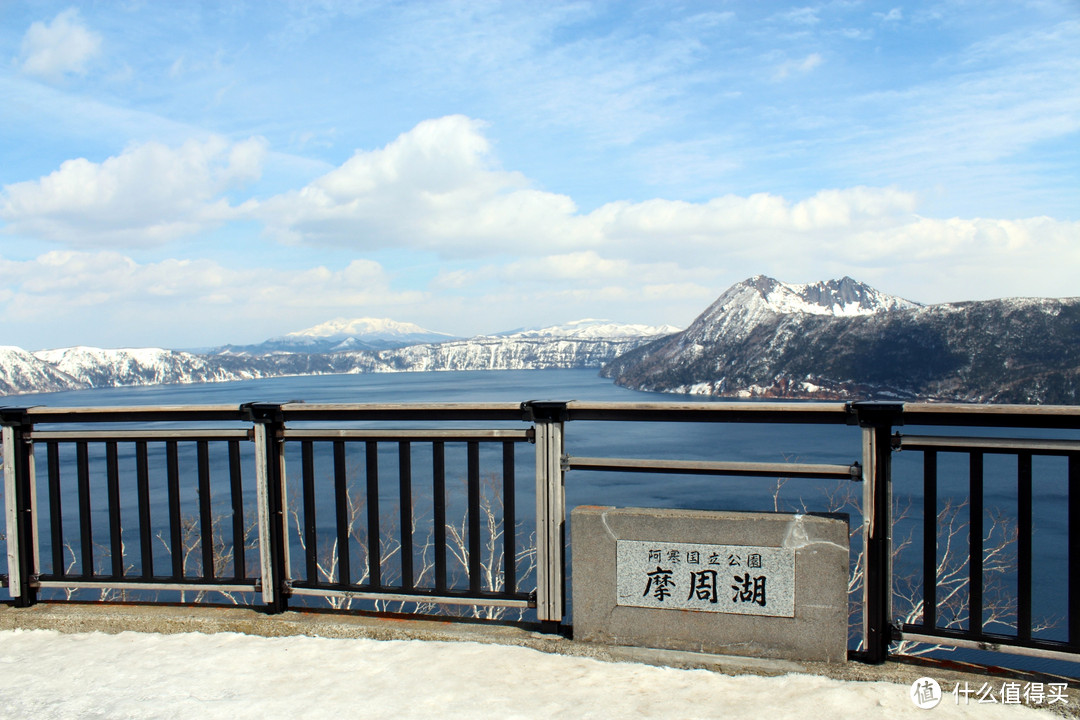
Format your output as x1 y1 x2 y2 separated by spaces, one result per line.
251 421 275 607
76 441 92 578
1069 454 1079 648
245 404 288 613
2 425 22 594
228 439 245 580
277 434 290 587
333 440 350 586
47 441 64 577
969 451 984 634
136 441 153 579
533 416 566 629
922 450 937 631
853 401 899 664
503 441 516 595
433 442 447 593
106 441 123 578
398 441 413 591
467 441 481 594
27 440 39 582
166 441 182 580
1017 452 1033 642
365 441 381 588
197 440 214 579
302 440 317 584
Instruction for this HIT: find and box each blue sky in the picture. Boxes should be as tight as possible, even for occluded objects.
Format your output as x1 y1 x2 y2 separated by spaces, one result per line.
1 1 1077 349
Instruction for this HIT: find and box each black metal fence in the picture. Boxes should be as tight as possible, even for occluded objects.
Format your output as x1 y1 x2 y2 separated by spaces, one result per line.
2 400 1079 669
889 405 1080 665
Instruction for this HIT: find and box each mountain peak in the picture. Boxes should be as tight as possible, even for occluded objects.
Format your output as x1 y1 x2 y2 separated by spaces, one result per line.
733 275 919 317
679 276 920 347
284 317 451 341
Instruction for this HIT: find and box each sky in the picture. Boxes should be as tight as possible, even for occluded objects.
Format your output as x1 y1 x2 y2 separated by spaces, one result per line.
0 1 1078 350
0 629 1053 718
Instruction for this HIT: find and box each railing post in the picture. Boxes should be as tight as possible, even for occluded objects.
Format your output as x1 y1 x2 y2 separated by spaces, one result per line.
852 401 903 663
242 403 289 614
523 401 568 633
1 407 37 607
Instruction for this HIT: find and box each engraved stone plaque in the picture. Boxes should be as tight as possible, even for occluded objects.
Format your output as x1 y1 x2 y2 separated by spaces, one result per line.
573 507 850 662
616 540 795 617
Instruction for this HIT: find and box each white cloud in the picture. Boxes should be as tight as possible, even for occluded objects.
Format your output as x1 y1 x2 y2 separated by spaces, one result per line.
1 251 414 309
2 111 1076 347
0 136 267 246
257 116 588 255
777 7 820 26
432 251 713 291
258 118 931 262
773 52 824 80
19 8 102 80
253 115 1080 306
0 251 425 346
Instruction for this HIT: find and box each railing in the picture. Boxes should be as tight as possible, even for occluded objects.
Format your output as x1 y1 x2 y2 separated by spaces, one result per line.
890 405 1080 664
0 402 562 623
2 400 1079 670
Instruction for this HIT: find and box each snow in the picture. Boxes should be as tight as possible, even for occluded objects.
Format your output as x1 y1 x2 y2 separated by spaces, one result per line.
0 629 1044 719
501 319 682 339
284 317 451 340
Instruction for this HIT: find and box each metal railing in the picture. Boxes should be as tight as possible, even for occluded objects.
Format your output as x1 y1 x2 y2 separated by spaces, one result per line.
2 399 1079 669
890 405 1080 664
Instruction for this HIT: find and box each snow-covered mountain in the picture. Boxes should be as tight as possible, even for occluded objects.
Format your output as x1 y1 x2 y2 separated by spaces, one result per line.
676 275 919 347
602 276 1080 404
0 347 84 396
748 275 919 316
217 317 457 355
33 347 258 389
288 317 451 341
0 319 678 397
349 319 680 373
496 319 681 340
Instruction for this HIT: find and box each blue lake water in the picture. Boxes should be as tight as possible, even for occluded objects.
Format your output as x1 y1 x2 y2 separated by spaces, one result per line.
4 369 1078 677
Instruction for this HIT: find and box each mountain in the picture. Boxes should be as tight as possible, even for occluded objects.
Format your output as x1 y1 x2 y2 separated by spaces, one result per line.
33 347 257 388
495 319 682 340
601 276 1080 404
0 320 678 397
0 346 84 396
215 317 457 355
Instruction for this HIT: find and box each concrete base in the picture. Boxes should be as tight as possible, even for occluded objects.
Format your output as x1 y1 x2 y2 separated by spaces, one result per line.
571 506 850 663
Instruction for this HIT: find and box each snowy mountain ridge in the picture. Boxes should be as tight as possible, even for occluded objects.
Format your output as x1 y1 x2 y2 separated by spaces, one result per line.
1 318 678 397
679 275 918 348
32 346 249 389
495 319 681 340
6 278 1078 404
284 317 456 342
0 346 83 396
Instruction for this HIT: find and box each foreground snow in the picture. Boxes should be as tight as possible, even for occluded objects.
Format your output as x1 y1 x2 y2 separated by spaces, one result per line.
0 630 1048 719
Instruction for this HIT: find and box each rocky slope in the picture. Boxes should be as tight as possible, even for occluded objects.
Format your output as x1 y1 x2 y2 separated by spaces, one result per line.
0 347 83 396
601 276 1080 404
34 347 247 388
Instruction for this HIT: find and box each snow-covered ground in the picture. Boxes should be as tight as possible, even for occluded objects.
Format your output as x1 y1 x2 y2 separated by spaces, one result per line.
0 629 1051 719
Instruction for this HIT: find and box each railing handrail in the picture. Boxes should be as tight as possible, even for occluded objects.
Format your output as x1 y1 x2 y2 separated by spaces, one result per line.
7 399 1080 427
